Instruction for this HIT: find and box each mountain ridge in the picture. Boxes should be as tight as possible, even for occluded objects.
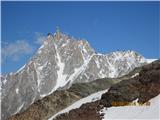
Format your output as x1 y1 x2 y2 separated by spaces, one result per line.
1 30 151 120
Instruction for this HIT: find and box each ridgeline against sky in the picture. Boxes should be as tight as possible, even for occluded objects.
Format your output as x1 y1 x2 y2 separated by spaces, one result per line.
1 1 159 73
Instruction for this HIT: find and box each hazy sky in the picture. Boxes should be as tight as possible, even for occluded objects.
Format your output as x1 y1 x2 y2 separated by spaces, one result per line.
2 1 159 73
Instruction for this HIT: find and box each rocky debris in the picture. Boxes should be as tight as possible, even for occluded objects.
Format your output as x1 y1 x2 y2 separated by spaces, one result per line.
50 60 160 120
2 30 148 120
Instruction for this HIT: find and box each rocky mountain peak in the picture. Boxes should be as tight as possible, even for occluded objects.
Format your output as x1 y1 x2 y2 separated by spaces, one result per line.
1 29 149 120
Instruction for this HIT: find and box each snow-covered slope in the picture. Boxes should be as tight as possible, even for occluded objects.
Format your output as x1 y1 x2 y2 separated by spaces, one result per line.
48 89 108 120
1 30 149 120
146 59 157 63
101 94 160 120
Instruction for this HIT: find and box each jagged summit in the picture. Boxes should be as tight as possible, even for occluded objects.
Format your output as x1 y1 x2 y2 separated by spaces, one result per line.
55 26 61 40
1 29 149 120
48 27 72 42
48 26 62 40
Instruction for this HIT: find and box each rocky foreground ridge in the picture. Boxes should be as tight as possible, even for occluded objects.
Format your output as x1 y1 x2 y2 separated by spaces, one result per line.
48 60 160 120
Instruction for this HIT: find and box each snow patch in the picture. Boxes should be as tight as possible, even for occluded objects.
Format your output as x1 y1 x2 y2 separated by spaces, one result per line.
16 88 19 94
99 70 106 78
16 64 26 74
95 59 100 68
38 50 42 54
14 103 24 115
2 78 7 85
131 73 139 78
39 45 44 49
61 40 69 47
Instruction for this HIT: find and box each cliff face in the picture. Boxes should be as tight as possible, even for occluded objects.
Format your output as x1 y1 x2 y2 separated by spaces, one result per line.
48 60 160 120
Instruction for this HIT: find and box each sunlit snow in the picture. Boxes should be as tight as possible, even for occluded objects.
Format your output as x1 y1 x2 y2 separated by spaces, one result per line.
101 94 160 120
131 73 139 78
48 89 108 120
15 88 19 94
146 59 157 63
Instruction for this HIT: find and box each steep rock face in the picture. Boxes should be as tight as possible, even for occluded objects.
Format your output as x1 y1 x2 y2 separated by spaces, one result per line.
50 60 160 120
1 31 147 120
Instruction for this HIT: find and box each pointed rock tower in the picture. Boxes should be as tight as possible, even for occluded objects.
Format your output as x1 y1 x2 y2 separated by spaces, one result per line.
56 26 61 40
